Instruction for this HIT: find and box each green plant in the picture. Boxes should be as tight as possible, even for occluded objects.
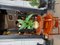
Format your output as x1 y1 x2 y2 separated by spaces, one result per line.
17 14 34 30
30 0 40 7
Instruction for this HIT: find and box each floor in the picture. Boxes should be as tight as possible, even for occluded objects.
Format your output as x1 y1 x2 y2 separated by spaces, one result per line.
53 35 60 45
49 9 60 45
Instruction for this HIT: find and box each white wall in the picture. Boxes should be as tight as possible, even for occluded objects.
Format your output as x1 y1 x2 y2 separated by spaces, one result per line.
54 0 60 17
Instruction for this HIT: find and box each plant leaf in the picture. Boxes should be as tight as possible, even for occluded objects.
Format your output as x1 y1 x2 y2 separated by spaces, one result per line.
19 22 26 30
17 19 24 24
30 0 39 7
27 20 34 29
25 14 33 22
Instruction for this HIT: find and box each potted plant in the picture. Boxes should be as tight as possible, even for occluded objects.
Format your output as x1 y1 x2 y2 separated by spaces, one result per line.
17 14 34 34
30 0 47 8
30 0 40 8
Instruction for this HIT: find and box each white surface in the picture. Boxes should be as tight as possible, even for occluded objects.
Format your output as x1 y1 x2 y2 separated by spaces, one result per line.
0 0 47 10
0 1 32 7
0 39 45 45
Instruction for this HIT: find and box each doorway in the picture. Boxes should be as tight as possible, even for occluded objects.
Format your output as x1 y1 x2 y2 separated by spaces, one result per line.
0 9 7 35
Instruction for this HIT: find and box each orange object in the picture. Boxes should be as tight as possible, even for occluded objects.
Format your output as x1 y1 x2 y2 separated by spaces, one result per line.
36 15 43 35
55 18 59 28
43 12 54 35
